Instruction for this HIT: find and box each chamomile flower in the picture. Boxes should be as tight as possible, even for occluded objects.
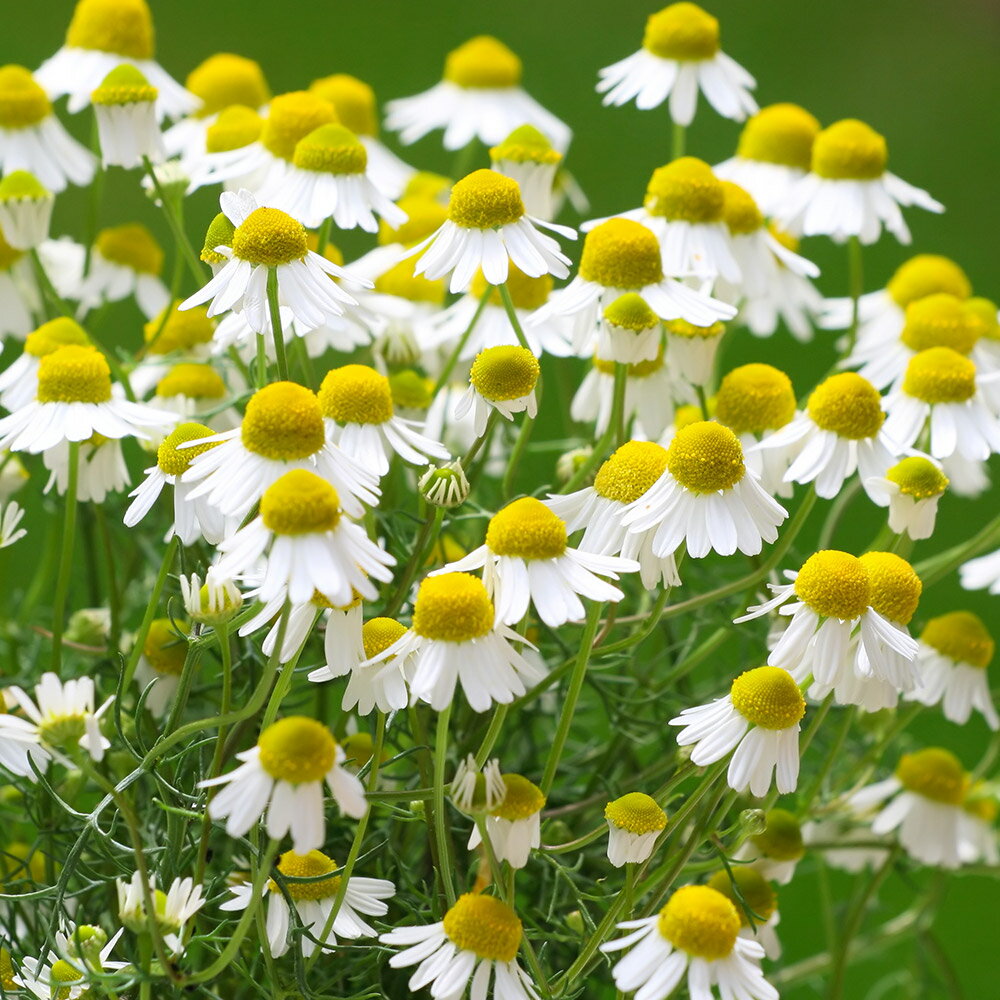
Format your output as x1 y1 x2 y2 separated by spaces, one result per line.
91 64 164 168
386 34 571 151
469 773 546 869
490 125 563 221
781 119 943 244
601 885 776 1000
0 500 26 549
184 105 267 193
706 868 781 960
132 618 188 717
597 3 757 125
665 318 727 387
0 316 91 411
623 421 788 559
151 362 230 425
732 808 804 885
78 223 170 319
866 455 948 540
595 294 663 365
420 461 471 510
0 226 36 338
42 433 130 503
16 925 126 1000
116 871 204 953
0 171 53 250
179 572 243 627
605 792 668 867
906 611 998 730
456 345 540 436
381 892 540 1000
452 754 506 814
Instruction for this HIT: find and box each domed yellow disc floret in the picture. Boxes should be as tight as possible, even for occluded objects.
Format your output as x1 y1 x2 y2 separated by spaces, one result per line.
319 365 394 425
486 497 567 559
241 381 325 459
720 182 764 235
736 103 820 170
0 65 51 128
490 124 561 165
412 572 494 642
144 302 214 353
294 123 367 175
643 3 719 60
66 0 154 59
470 345 539 402
666 421 745 493
887 255 971 309
187 53 269 117
91 64 156 106
794 550 870 620
96 223 163 274
579 219 663 290
231 207 308 267
205 105 263 153
443 893 522 961
444 36 522 89
900 293 980 355
811 119 887 181
920 611 993 669
143 618 188 676
155 362 226 400
902 347 976 404
715 363 795 434
448 169 524 229
269 849 340 900
156 421 216 476
48 959 84 989
605 791 667 834
751 808 804 861
258 716 337 784
858 552 921 626
471 263 553 310
644 157 725 223
0 170 49 202
807 372 884 440
885 456 948 499
260 469 341 536
25 317 90 358
36 345 112 404
595 441 668 503
201 212 236 265
310 74 377 136
707 868 776 926
492 773 546 821
389 370 434 411
667 318 725 340
895 747 967 805
374 256 446 305
362 617 408 660
379 196 449 247
260 91 338 162
964 297 1000 342
657 885 739 960
730 666 805 730
603 293 660 332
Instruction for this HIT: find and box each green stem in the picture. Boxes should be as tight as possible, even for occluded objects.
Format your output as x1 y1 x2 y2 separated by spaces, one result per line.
475 704 508 766
266 267 289 382
434 283 492 392
29 248 72 319
914 510 1000 587
385 506 446 617
497 282 532 352
142 155 204 285
501 413 535 497
560 363 628 494
254 332 268 389
51 441 80 674
122 535 179 693
94 504 121 655
432 704 457 905
671 121 686 159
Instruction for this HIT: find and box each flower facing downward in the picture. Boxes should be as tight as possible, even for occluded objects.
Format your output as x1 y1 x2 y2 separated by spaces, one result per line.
469 773 547 869
734 808 805 884
490 124 564 220
79 222 169 318
866 455 948 540
116 872 205 954
605 792 668 866
0 171 54 250
456 345 541 435
133 617 189 717
706 868 781 959
91 64 164 168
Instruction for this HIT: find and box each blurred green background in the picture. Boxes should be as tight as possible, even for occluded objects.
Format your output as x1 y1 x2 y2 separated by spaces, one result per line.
6 0 1000 996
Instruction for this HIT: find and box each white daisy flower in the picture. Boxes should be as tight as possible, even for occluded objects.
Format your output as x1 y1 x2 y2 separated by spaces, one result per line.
707 868 782 960
597 3 757 125
455 345 540 437
0 316 91 411
732 807 804 885
91 64 164 168
468 773 546 869
0 228 37 339
386 34 571 151
452 754 506 814
666 317 727 387
132 617 189 717
38 236 88 303
866 455 948 540
78 222 169 319
0 499 26 549
149 361 232 428
117 871 205 953
594 294 663 366
489 124 564 221
605 792 667 867
42 434 130 503
601 885 776 1000
0 171 54 250
180 572 243 628
183 105 267 194
16 925 126 1000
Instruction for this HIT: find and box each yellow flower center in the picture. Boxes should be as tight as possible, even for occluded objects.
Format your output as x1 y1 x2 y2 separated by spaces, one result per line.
674 402 708 429
706 868 776 926
469 345 539 402
579 219 663 290
730 666 805 730
374 256 446 305
644 157 725 223
49 959 84 990
389 370 434 411
794 550 870 620
657 885 739 960
25 317 90 358
269 850 341 901
750 808 804 861
492 773 546 821
230 207 308 267
156 421 216 476
895 748 967 805
594 441 668 504
412 573 494 642
341 732 375 767
293 123 367 175
768 224 800 254
0 169 49 202
666 421 745 493
319 364 394 425
0 65 51 128
490 124 562 165
311 588 362 611
900 293 980 355
142 618 188 676
36 345 112 404
858 552 921 626
362 617 408 659
736 103 820 170
91 63 157 106
806 372 884 440
144 302 214 354
920 611 993 669
66 0 154 59
155 362 226 400
448 169 524 229
486 497 567 559
443 36 522 89
96 223 163 275
240 382 325 459
604 792 667 834
187 53 269 117
902 347 976 404
205 105 263 153
201 212 236 265
0 948 14 992
603 293 660 332
442 893 522 961
812 119 887 181
965 297 1000 342
471 263 553 310
643 3 720 60
379 196 449 247
667 318 725 340
260 469 342 535
257 716 337 784
594 349 667 378
260 90 338 162
720 181 764 235
886 254 971 309
310 74 377 136
885 456 948 499
715 363 795 434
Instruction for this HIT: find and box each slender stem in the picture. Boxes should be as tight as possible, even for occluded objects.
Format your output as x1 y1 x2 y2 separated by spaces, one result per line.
142 156 204 285
51 441 80 674
560 364 628 494
122 536 179 693
385 506 445 617
259 604 293 729
671 121 686 159
432 704 457 905
475 704 508 766
501 413 535 498
254 333 268 389
497 282 532 352
266 267 289 382
914 509 1000 587
315 217 332 257
29 248 72 319
434 284 492 392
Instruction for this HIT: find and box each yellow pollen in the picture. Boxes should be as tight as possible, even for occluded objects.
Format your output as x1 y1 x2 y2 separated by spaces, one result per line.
155 363 226 400
269 850 341 900
96 223 163 275
444 37 522 89
887 255 971 309
964 297 1000 342
902 347 976 404
157 422 216 476
643 3 720 60
920 611 993 669
807 372 884 440
412 573 494 642
605 792 667 834
730 666 805 730
895 748 967 805
231 207 308 266
379 196 449 247
707 869 776 927
442 894 522 961
594 441 668 503
257 716 337 784
319 365 394 425
667 318 725 340
36 345 112 404
374 256 446 305
187 53 269 116
389 370 434 411
66 0 154 59
260 469 341 535
448 169 524 229
715 363 795 434
594 349 667 378
603 293 659 332
91 64 156 106
657 885 739 960
0 170 49 202
469 345 539 402
1 948 14 992
310 74 377 136
49 959 84 989
471 263 552 310
490 124 561 165
294 123 367 175
362 617 408 659
736 103 820 170
666 421 745 493
486 497 567 559
750 808 804 861
580 219 663 289
721 181 764 235
900 293 980 355
201 212 236 265
794 550 871 620
205 105 263 153
812 119 887 180
644 157 725 223
858 552 921 626
0 65 51 128
261 91 338 162
144 302 215 354
142 618 188 676
25 317 90 358
885 456 948 499
241 382 325 459
492 773 546 821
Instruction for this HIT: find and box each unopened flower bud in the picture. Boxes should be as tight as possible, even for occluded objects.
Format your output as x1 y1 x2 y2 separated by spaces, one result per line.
419 461 469 508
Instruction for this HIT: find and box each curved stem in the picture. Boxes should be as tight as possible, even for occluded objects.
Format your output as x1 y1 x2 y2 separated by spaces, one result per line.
266 267 289 382
432 704 457 905
122 536 179 693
